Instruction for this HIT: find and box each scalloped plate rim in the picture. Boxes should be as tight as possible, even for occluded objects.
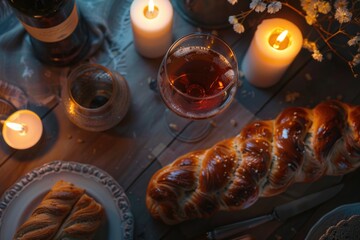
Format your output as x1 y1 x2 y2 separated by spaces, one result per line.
305 202 360 239
0 160 134 240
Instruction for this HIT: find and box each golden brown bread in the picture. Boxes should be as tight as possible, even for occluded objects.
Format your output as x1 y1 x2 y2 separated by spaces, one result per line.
13 180 104 240
54 194 104 240
13 180 85 240
146 100 360 224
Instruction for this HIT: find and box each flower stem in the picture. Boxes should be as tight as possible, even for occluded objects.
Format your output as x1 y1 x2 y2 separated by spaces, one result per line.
282 2 305 18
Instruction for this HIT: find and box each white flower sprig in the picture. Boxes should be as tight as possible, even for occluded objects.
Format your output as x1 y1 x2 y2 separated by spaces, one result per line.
227 0 360 77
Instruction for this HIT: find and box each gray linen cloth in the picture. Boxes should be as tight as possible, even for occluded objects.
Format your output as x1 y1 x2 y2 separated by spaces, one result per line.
0 0 132 108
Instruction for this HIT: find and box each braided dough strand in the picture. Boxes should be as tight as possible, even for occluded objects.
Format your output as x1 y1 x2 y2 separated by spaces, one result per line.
13 181 85 240
146 100 360 225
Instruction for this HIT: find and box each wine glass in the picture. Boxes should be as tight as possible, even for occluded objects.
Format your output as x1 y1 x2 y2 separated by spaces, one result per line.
157 33 239 142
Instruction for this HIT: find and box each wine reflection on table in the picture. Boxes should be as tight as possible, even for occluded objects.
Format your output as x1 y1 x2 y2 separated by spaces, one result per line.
157 33 239 142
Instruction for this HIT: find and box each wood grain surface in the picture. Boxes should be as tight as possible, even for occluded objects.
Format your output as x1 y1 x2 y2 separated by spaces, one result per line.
1 2 360 240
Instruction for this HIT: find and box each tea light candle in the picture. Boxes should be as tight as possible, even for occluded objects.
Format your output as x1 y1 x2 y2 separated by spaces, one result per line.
2 110 43 149
130 0 173 58
241 18 303 88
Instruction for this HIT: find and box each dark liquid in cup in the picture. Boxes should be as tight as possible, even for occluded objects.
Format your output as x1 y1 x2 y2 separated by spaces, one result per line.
166 46 235 113
71 78 113 109
88 90 110 108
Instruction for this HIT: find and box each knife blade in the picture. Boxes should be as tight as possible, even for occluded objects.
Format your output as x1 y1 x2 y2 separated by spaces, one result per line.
205 183 343 240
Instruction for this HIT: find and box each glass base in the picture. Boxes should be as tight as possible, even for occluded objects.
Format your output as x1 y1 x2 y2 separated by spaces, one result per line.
164 109 212 143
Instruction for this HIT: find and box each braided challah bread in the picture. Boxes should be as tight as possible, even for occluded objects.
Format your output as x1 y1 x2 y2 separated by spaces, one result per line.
13 180 104 240
146 100 360 224
14 180 85 239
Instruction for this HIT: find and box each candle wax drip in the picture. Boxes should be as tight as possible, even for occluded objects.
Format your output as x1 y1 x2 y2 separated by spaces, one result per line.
269 29 291 50
144 6 159 19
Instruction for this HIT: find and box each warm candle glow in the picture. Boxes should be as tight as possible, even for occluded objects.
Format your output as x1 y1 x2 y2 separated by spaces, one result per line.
5 121 26 135
269 28 290 50
2 110 43 150
241 18 303 88
144 0 159 19
131 0 173 58
274 30 288 48
148 0 154 12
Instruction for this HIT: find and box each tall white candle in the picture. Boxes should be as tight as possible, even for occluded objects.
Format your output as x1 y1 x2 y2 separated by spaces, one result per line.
130 0 173 58
2 110 43 149
241 18 303 88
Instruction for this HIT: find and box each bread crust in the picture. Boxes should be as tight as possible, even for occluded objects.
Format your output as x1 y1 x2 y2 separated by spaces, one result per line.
13 180 104 240
146 100 360 224
54 194 104 240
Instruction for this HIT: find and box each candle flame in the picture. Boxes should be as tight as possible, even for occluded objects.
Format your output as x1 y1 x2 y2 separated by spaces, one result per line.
148 0 155 13
273 30 289 49
5 121 26 135
277 30 289 43
145 0 158 19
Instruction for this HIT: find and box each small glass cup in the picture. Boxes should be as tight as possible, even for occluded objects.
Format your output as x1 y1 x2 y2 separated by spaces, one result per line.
0 99 17 121
62 63 131 132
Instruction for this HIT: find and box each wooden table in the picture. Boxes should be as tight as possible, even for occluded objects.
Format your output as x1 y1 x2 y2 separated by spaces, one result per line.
1 1 360 239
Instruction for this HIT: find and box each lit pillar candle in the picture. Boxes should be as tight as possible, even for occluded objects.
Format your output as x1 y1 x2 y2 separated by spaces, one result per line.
130 0 173 58
241 18 303 88
2 110 43 149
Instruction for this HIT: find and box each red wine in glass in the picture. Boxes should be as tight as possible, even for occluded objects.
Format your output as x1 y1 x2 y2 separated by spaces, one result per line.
159 46 237 120
157 33 238 142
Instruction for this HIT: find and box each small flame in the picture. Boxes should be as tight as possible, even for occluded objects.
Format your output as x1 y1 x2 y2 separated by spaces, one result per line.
5 121 26 134
148 0 155 13
277 30 288 43
273 30 289 49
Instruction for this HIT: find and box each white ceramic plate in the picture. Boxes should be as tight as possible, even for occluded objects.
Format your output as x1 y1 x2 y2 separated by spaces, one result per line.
305 202 360 239
0 161 133 240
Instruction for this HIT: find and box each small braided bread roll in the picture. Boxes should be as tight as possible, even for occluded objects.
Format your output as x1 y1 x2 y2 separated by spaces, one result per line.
14 180 85 240
146 100 360 224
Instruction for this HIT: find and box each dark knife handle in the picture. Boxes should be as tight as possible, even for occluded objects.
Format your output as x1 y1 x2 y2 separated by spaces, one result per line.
207 214 274 240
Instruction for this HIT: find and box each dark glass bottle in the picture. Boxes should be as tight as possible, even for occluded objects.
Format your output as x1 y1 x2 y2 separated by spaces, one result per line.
7 0 89 66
